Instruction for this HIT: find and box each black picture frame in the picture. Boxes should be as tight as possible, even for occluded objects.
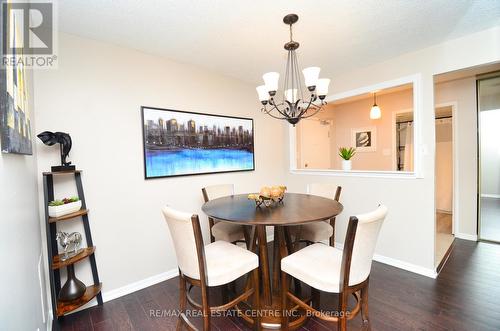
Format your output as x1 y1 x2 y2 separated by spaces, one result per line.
141 106 255 179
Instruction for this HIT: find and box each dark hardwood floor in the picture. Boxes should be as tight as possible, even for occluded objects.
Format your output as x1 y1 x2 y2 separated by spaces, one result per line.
57 239 500 331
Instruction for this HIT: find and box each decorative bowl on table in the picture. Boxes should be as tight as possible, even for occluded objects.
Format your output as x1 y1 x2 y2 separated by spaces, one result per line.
248 186 287 207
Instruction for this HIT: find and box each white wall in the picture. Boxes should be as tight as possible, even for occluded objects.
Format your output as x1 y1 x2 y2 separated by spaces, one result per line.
0 76 47 329
435 77 477 236
480 110 500 197
33 33 287 305
285 26 500 272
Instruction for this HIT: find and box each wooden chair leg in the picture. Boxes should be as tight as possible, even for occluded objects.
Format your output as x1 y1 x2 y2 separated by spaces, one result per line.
361 281 370 327
177 275 187 331
201 285 210 331
329 217 336 247
283 228 301 295
311 287 320 309
252 268 261 331
221 284 229 305
280 271 289 330
243 226 252 250
338 292 348 331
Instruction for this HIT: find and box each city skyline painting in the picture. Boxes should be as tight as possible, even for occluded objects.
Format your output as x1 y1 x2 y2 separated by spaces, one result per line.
141 106 255 179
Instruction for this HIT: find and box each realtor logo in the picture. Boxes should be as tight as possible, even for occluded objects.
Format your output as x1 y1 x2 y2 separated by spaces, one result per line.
1 1 57 68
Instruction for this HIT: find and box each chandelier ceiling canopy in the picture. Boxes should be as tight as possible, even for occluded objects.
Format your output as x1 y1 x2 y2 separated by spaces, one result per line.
256 14 330 125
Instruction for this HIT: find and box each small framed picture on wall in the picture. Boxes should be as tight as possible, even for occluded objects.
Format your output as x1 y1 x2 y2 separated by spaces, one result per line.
351 127 376 152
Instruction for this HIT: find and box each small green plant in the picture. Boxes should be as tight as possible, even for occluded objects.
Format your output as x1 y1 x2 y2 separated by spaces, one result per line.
339 147 356 160
49 196 80 206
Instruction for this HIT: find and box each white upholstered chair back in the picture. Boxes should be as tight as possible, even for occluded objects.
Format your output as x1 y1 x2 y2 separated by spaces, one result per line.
162 206 201 280
348 205 388 285
307 183 338 200
202 184 234 202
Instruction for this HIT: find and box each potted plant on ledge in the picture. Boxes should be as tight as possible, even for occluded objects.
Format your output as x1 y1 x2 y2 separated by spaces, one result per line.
339 147 356 171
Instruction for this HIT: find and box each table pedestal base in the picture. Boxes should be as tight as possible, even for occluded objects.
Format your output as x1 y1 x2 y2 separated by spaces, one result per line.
235 293 310 330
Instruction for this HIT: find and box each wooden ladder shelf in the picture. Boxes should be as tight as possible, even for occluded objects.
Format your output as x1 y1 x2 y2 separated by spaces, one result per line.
42 170 103 326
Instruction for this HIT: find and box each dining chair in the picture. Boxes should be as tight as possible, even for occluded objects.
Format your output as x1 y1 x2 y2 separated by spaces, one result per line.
202 184 248 246
298 183 342 246
280 205 388 331
162 206 261 331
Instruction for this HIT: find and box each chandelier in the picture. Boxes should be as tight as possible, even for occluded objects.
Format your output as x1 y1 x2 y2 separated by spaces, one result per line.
256 14 330 125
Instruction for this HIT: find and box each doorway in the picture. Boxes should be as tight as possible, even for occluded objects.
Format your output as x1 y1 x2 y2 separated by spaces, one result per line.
435 106 455 267
297 119 332 169
478 75 500 243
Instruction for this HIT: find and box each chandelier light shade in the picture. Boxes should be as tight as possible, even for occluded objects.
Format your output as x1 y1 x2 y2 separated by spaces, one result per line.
302 67 321 88
370 92 382 119
316 78 331 96
263 72 280 94
256 14 330 125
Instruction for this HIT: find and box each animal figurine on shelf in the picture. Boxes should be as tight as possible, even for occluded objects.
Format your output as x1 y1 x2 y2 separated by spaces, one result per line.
56 231 83 261
37 131 76 172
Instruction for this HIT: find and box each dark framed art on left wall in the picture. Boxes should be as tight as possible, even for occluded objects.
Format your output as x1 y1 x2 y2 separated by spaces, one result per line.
0 1 33 155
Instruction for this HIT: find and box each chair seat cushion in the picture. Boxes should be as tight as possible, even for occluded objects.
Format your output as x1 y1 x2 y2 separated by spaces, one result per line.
212 221 245 243
300 221 333 242
205 241 258 286
281 243 365 293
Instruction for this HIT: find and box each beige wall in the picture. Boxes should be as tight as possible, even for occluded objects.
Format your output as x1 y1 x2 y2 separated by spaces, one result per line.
286 26 500 272
435 119 453 212
334 89 412 171
33 33 287 304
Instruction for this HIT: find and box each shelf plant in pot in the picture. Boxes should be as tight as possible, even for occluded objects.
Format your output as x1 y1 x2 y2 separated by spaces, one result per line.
48 197 82 218
339 147 356 171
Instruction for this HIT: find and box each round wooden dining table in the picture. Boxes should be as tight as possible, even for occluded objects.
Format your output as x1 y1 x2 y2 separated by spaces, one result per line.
202 192 343 329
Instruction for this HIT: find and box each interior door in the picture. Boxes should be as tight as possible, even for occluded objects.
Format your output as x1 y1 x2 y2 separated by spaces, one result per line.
299 119 331 169
478 75 500 243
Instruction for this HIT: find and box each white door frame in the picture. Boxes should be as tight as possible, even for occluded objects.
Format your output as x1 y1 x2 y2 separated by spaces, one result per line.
435 102 458 236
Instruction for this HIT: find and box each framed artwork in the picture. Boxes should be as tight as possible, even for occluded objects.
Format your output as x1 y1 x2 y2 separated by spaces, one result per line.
351 127 376 152
141 106 255 179
0 1 33 155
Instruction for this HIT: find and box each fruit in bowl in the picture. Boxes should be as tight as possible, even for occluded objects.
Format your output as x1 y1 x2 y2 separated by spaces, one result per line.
249 186 287 207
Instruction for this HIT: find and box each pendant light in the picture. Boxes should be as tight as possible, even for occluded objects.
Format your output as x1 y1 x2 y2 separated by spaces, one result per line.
370 92 381 119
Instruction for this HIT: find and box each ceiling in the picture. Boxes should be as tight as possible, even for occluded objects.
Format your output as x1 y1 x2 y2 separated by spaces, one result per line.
56 0 500 85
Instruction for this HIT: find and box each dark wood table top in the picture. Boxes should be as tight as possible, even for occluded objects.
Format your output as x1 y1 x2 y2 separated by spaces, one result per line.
201 193 343 226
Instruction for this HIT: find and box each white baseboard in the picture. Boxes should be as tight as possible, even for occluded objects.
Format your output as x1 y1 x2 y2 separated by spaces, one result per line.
103 268 179 302
335 241 437 279
455 233 478 241
372 253 437 278
481 194 500 199
63 268 179 316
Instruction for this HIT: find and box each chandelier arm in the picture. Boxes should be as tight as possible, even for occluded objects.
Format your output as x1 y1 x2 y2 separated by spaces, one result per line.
300 99 326 118
295 94 316 118
300 107 323 119
266 101 292 119
262 107 288 120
